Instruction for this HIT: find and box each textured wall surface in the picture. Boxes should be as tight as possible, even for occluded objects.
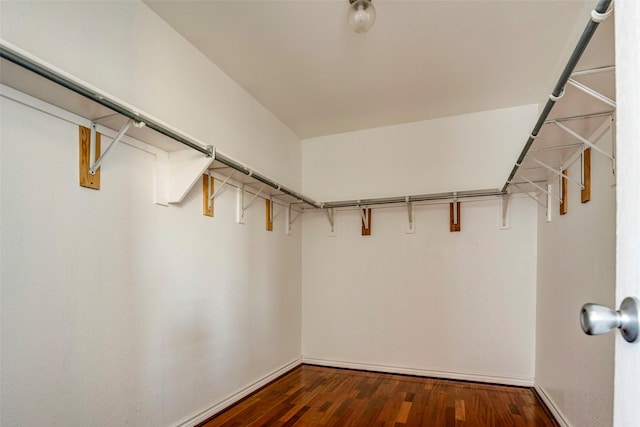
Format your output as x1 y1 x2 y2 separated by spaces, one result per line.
302 197 538 385
1 92 301 426
535 131 616 427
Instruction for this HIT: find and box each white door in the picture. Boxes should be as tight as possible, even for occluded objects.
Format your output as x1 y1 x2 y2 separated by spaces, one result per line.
613 1 640 425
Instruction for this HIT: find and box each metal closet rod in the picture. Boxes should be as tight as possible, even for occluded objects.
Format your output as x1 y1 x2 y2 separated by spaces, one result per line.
501 0 613 194
213 152 321 208
0 44 322 208
0 44 324 208
322 190 503 209
0 45 212 157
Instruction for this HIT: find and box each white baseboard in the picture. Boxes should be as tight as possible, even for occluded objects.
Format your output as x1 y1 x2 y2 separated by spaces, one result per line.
175 358 301 427
301 357 534 387
533 381 571 427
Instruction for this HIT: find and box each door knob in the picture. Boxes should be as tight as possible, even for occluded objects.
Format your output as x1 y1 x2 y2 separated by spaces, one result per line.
580 297 639 343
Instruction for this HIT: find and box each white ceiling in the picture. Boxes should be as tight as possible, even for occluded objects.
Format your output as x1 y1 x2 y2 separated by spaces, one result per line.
144 0 598 139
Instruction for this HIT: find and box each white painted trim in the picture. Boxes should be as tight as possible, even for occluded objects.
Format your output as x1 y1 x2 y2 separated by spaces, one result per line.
301 357 534 387
533 381 572 427
174 358 302 427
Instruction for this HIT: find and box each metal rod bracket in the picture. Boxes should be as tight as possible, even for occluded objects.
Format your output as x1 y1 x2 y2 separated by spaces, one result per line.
553 120 614 162
567 78 616 108
209 171 235 200
591 5 613 23
326 208 336 236
500 193 511 230
526 154 584 190
406 197 415 234
89 118 133 175
243 183 267 210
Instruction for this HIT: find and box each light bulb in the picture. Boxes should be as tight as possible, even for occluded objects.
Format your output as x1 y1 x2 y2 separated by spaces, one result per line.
348 0 376 33
353 7 369 31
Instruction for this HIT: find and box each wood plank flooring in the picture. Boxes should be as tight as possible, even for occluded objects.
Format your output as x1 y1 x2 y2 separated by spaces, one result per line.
199 365 559 426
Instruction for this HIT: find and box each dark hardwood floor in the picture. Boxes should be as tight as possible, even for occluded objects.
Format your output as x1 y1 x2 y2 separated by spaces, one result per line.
199 365 558 426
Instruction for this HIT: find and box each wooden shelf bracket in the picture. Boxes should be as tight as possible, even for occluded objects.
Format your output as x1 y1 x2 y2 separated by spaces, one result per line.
450 196 461 232
79 124 101 190
80 118 146 190
581 147 592 203
361 207 371 236
202 172 214 217
265 198 274 231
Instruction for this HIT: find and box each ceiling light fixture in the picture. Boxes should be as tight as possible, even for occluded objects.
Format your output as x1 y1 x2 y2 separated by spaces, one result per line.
348 0 376 33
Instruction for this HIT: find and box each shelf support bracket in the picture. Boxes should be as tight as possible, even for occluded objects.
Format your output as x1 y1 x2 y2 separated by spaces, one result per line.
361 207 371 236
526 154 584 189
513 183 547 210
611 113 617 177
285 203 301 235
560 168 568 215
243 183 267 211
89 118 136 175
271 198 284 220
567 78 616 108
79 124 101 190
558 115 615 176
581 148 591 203
406 197 415 234
155 147 214 206
236 183 267 224
546 184 553 222
236 185 246 224
209 171 234 201
500 193 511 230
571 65 615 77
202 172 214 217
553 120 614 162
326 208 336 236
450 195 461 232
515 173 561 202
265 198 274 231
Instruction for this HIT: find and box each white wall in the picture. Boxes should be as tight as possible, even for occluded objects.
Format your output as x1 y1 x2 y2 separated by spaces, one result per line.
0 96 301 425
0 2 618 426
301 104 537 201
535 131 616 426
301 197 538 385
300 105 539 384
1 3 306 422
0 0 301 189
